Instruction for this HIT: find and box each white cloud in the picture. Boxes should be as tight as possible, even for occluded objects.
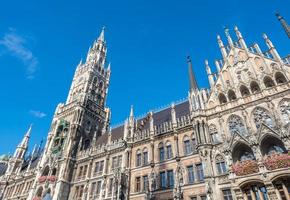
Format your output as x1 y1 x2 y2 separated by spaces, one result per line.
0 29 38 79
29 110 47 118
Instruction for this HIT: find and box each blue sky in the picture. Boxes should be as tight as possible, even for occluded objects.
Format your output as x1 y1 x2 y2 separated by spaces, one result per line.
0 0 289 155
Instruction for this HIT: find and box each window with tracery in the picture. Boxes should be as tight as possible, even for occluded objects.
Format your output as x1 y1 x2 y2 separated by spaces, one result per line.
253 107 274 129
209 125 220 143
280 100 290 123
228 115 247 135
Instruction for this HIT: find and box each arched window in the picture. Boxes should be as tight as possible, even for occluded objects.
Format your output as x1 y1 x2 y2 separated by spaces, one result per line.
216 155 227 175
250 81 261 93
142 148 148 165
252 107 274 129
166 142 173 159
183 136 192 155
264 76 275 88
228 115 247 136
42 166 50 176
51 168 57 176
158 143 165 162
275 72 287 84
228 90 237 101
209 125 220 144
218 93 227 104
36 187 43 197
280 100 290 123
136 149 142 166
240 85 250 97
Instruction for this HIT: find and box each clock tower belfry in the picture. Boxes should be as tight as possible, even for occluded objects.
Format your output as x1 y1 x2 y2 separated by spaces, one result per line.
28 28 111 200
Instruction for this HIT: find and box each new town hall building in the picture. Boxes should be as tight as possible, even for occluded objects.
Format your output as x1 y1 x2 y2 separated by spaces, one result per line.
0 14 290 200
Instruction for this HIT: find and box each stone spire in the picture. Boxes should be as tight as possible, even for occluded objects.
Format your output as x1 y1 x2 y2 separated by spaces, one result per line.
205 60 215 89
187 56 198 91
217 35 227 59
263 33 282 61
224 27 234 47
276 12 290 38
14 124 32 158
234 26 248 49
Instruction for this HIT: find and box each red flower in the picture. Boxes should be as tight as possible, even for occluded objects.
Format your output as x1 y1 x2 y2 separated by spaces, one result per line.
232 160 259 176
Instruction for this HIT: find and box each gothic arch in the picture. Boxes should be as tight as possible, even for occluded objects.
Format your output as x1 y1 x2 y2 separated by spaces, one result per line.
240 85 250 97
232 142 255 162
250 81 261 93
275 72 287 84
228 90 237 101
263 76 275 88
42 165 50 176
252 107 275 129
228 115 247 136
218 93 227 104
260 135 286 155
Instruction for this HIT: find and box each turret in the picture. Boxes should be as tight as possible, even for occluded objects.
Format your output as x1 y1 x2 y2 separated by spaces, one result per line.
234 26 248 50
224 27 234 47
14 124 32 159
205 60 215 89
276 12 290 38
7 125 32 175
217 35 228 59
263 33 282 62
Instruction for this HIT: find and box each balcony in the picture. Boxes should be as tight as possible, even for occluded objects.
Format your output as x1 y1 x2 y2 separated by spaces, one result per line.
232 160 259 176
263 152 290 170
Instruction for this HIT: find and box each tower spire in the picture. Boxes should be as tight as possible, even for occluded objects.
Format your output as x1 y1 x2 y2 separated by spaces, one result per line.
276 12 290 38
187 56 198 91
98 26 105 42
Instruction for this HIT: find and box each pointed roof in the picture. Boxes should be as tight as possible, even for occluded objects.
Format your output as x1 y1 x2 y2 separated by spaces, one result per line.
19 124 32 148
187 56 198 91
276 12 290 38
98 26 105 42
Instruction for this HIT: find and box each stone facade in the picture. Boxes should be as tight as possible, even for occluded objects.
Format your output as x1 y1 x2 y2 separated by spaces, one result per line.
0 23 290 200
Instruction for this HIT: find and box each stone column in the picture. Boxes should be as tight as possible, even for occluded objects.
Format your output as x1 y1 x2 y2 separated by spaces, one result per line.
266 183 279 200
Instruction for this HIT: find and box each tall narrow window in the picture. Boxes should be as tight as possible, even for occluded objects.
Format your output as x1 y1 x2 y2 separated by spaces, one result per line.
136 151 142 167
166 144 173 159
96 181 102 196
136 177 141 192
143 151 148 165
167 170 174 188
160 172 166 188
196 164 204 182
159 144 165 162
143 175 148 191
187 166 195 184
90 182 96 196
99 161 104 173
184 136 192 155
